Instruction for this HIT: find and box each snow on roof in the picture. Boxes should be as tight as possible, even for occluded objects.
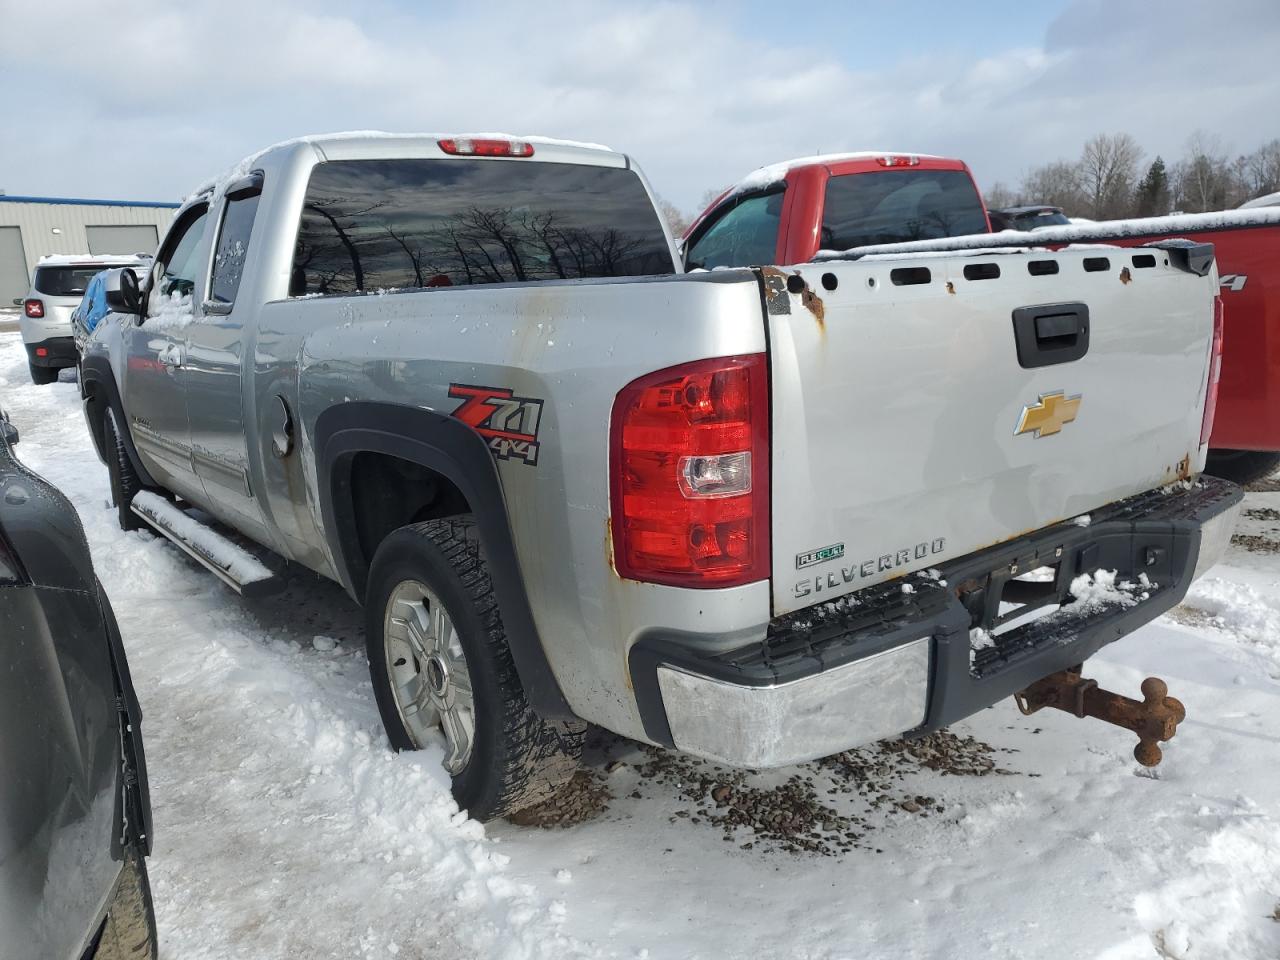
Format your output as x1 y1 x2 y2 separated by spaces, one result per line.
1240 191 1280 209
817 205 1280 260
188 131 617 202
725 151 950 200
36 253 152 266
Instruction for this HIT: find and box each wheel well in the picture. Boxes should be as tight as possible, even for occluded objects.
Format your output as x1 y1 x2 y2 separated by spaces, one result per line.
346 451 471 591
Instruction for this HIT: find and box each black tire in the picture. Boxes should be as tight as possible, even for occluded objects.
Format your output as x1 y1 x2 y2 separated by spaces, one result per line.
93 852 157 960
28 362 57 385
105 407 143 531
365 517 584 821
1204 449 1280 487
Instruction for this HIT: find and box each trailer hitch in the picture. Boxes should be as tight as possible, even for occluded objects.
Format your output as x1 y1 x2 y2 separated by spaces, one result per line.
1014 670 1186 766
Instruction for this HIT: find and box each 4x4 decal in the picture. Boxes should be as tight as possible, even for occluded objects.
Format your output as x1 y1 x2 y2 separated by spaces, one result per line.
448 383 544 465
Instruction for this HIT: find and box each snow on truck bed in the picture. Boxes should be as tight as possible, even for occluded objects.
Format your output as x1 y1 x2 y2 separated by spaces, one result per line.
2 329 1278 959
821 205 1280 260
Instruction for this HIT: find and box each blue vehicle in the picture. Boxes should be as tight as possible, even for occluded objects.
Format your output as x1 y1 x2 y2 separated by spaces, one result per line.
71 259 151 354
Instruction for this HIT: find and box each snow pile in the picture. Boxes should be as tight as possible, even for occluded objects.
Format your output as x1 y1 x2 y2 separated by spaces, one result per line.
819 204 1280 260
143 291 194 330
1183 576 1280 674
1129 816 1280 959
131 491 273 585
1065 570 1152 613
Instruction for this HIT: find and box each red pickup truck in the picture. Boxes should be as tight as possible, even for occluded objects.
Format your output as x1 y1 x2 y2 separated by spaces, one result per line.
684 153 1280 483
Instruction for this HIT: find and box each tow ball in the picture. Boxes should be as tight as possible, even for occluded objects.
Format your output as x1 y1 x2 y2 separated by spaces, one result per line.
1014 670 1186 766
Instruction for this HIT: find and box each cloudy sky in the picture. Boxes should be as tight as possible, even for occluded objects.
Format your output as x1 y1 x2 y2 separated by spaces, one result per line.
1 0 1277 212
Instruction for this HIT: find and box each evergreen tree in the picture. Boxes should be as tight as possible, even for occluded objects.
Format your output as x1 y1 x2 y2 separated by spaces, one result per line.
1135 156 1170 217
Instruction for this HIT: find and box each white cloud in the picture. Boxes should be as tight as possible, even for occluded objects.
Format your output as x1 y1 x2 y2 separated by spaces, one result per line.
0 0 1275 213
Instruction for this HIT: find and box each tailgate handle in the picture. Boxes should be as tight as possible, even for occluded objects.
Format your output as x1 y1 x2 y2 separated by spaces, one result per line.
1013 303 1090 369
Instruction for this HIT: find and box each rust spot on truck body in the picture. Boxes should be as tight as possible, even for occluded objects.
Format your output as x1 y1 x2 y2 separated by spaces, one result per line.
1120 267 1133 285
758 267 792 316
800 285 825 329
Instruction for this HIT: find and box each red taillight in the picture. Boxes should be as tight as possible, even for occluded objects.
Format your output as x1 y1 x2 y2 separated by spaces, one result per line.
438 137 535 158
610 355 770 588
35 347 48 357
1201 296 1226 446
24 298 44 319
876 155 920 167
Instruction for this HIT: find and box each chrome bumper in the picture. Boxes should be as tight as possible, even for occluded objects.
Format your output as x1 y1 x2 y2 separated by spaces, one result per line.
655 637 931 768
1192 494 1241 581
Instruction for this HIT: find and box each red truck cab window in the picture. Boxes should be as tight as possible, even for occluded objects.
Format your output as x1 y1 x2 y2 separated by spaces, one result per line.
819 169 990 250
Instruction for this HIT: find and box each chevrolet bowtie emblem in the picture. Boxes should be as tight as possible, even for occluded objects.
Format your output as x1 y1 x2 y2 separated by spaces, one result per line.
1015 391 1082 438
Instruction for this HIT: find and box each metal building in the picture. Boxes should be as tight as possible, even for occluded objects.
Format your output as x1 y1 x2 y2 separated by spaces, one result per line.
0 195 180 305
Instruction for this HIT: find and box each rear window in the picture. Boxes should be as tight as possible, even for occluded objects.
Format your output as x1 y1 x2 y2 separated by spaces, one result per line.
33 266 104 298
290 158 674 297
820 169 989 250
1011 210 1071 230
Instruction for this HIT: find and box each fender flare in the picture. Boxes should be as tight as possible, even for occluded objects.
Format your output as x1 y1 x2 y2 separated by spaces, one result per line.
79 355 159 488
313 401 575 720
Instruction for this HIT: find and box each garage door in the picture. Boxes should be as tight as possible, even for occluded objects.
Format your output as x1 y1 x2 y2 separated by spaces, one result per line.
0 227 29 306
86 224 159 257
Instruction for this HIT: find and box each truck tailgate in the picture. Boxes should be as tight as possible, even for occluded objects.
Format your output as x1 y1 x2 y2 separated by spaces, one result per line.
766 248 1218 615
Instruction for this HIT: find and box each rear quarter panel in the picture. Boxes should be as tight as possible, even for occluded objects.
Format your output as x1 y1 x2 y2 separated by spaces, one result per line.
284 272 771 738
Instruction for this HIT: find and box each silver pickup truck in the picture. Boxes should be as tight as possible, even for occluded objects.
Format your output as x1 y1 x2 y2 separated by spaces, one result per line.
81 133 1242 820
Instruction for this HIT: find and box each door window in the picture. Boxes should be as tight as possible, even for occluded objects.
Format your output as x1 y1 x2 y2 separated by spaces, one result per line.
210 194 260 305
684 192 783 270
156 207 210 300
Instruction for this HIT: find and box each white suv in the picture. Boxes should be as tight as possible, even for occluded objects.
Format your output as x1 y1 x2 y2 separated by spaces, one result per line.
17 254 149 384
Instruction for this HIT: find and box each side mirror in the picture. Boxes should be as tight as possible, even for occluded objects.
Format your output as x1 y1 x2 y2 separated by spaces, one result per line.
0 413 17 447
105 267 142 315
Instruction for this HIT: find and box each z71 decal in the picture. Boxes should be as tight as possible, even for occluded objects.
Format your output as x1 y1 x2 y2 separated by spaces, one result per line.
448 383 544 465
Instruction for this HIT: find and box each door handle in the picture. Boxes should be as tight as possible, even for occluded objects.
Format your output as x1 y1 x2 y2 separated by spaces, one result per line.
1012 303 1090 369
159 343 185 368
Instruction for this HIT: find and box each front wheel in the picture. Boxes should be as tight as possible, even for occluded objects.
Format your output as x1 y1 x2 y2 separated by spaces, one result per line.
1204 449 1280 487
365 517 584 821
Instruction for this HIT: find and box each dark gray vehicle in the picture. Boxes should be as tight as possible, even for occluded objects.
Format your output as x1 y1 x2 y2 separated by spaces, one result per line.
0 412 155 960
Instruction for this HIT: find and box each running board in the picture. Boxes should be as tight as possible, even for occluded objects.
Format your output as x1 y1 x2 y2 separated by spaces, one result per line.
130 492 283 598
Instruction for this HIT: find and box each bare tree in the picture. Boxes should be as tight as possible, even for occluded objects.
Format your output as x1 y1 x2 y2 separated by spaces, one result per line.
655 197 691 235
1244 138 1280 200
1019 160 1086 214
1079 133 1143 219
1173 131 1231 212
982 181 1017 209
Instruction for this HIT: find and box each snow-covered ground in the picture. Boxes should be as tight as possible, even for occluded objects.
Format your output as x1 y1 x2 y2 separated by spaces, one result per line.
2 330 1278 960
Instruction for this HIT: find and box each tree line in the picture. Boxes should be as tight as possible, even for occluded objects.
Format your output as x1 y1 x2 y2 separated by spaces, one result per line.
985 132 1280 220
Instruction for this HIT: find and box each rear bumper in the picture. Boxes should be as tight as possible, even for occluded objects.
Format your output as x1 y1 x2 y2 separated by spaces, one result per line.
630 476 1243 768
25 336 77 368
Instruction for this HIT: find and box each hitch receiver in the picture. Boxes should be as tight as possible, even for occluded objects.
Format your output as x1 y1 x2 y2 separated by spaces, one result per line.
1014 670 1186 766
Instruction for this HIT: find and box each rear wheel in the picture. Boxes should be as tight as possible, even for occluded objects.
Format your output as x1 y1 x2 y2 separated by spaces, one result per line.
1204 449 1280 487
28 362 57 385
105 407 143 531
93 852 157 960
365 517 584 821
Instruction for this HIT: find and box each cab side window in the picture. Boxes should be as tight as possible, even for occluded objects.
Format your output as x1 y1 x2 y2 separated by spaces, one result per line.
210 193 261 305
684 192 783 270
151 206 210 306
